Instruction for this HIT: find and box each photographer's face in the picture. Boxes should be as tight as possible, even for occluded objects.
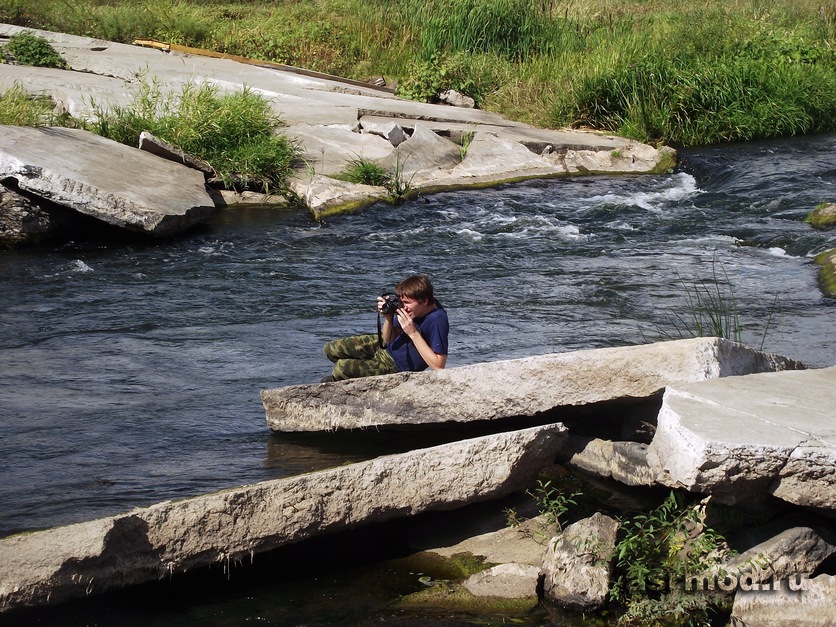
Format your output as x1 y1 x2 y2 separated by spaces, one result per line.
399 296 432 318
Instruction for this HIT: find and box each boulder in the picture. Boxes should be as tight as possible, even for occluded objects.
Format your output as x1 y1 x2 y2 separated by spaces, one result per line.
261 338 804 432
731 574 836 626
288 174 390 220
0 182 61 246
541 512 618 611
558 437 655 486
138 131 215 177
463 563 540 598
0 125 216 236
0 423 566 612
439 89 475 109
727 526 836 584
813 248 836 298
646 366 836 508
806 202 836 229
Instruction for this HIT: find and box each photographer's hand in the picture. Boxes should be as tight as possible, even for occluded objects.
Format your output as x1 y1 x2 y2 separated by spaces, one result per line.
379 296 399 345
397 308 418 337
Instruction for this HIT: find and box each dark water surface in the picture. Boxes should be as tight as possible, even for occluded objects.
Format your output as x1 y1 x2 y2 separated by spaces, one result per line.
1 133 835 622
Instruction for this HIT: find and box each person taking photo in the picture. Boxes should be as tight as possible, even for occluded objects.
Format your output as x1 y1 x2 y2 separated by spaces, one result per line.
321 274 449 382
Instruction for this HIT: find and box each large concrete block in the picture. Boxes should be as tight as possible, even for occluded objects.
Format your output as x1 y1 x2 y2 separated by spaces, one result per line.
0 126 215 236
647 366 836 507
0 424 565 612
261 338 804 432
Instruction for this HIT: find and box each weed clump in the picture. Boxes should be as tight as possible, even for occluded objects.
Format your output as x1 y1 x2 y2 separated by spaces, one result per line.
89 80 298 192
2 31 67 68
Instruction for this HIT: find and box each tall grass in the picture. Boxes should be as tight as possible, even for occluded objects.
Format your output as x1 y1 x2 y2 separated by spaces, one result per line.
2 0 835 147
0 84 68 126
89 79 298 191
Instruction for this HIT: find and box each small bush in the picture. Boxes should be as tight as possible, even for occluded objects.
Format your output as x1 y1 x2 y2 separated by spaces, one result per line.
89 79 298 191
611 492 733 626
3 31 67 68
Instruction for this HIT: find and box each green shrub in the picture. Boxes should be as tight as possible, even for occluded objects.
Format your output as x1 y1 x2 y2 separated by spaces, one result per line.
89 79 298 191
3 31 67 68
611 492 733 626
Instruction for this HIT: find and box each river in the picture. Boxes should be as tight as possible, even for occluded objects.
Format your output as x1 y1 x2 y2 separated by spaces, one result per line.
1 133 834 623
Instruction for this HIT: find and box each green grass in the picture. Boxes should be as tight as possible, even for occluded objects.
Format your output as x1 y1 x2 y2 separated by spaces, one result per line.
88 79 298 191
1 0 835 147
0 84 73 126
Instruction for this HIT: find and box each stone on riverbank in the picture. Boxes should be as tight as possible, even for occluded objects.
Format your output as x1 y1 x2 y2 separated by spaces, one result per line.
806 202 836 230
731 574 836 627
814 248 836 298
541 513 618 611
646 366 836 508
0 423 565 612
0 125 215 237
261 337 803 432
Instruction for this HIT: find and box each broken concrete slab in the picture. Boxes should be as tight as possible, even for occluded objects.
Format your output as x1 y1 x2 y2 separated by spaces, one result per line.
0 24 675 218
558 438 655 487
0 423 565 612
646 366 836 508
261 338 804 433
0 125 215 236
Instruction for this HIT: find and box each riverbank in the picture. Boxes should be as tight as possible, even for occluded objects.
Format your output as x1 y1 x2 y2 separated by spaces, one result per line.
0 23 675 245
4 0 834 147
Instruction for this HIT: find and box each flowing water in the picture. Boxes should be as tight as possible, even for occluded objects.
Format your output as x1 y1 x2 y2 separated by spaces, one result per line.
1 133 835 623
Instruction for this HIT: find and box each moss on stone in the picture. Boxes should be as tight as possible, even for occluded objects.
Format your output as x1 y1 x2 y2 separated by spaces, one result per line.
814 248 836 298
805 202 836 230
396 580 538 614
390 550 493 580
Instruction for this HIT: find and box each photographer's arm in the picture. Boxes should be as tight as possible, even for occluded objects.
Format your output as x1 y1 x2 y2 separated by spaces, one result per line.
397 310 447 370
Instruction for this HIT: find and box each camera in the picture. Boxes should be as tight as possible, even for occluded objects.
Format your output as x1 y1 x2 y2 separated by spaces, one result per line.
379 292 403 315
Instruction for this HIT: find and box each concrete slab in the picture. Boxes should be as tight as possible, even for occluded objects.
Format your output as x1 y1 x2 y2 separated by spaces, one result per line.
261 338 804 432
0 125 216 235
0 423 565 612
647 366 836 507
0 24 676 218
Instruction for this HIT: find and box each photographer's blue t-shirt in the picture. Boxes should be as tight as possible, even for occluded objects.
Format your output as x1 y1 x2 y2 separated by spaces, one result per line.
386 305 448 372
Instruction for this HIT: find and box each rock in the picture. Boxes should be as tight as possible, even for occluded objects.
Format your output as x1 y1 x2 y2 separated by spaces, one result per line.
288 174 391 220
0 423 566 612
463 563 540 598
813 248 836 299
727 526 836 584
0 25 678 220
138 131 215 177
558 437 655 486
0 182 60 246
0 125 216 236
554 143 677 175
806 202 836 229
646 366 836 508
360 119 408 147
285 124 393 177
261 337 804 432
391 123 462 185
541 513 618 611
731 574 836 626
427 514 554 567
439 89 475 109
